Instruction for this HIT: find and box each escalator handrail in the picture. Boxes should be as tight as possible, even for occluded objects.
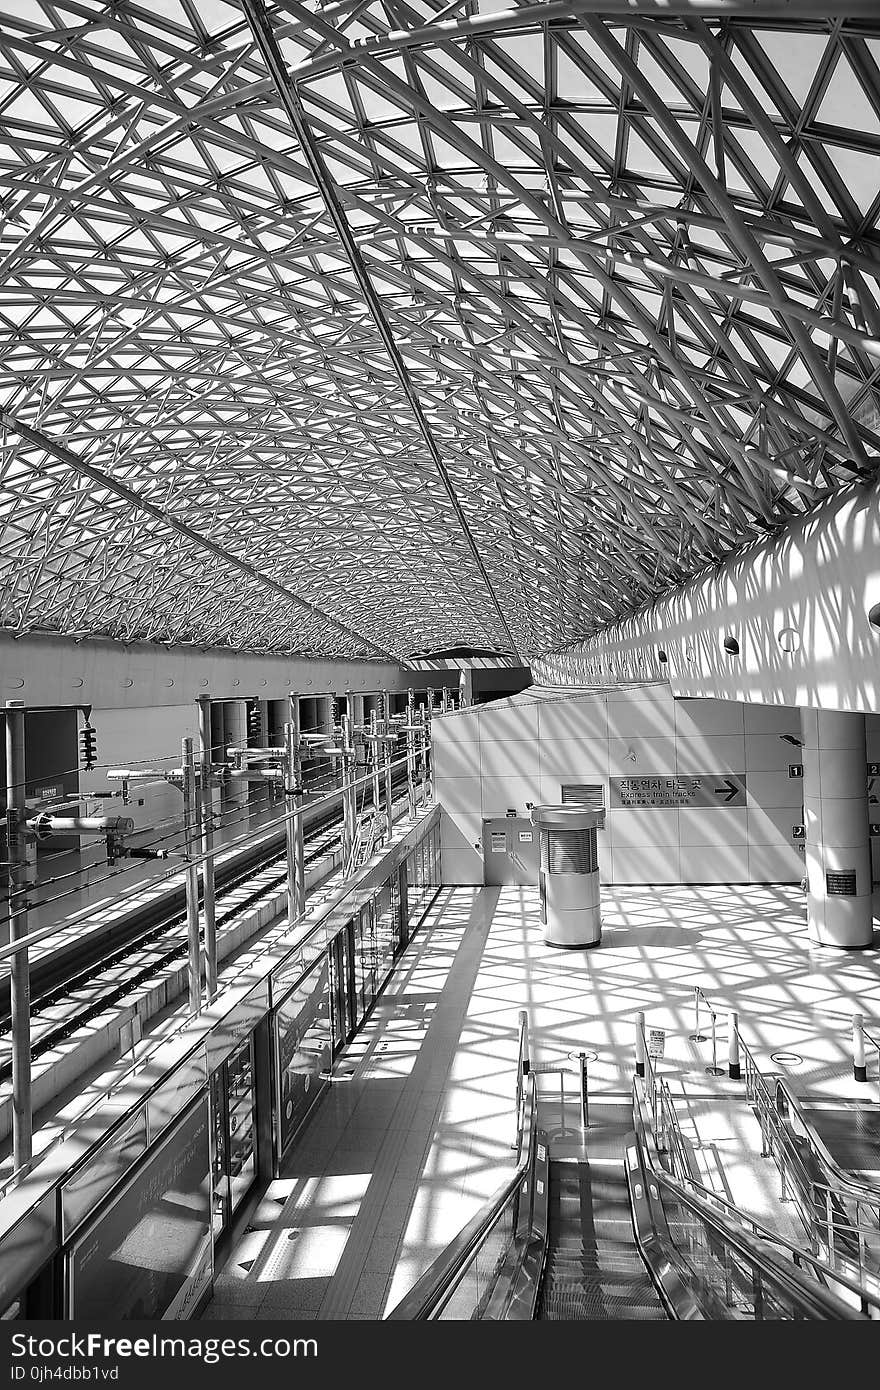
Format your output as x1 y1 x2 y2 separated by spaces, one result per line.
387 1076 538 1319
774 1076 880 1204
631 1089 867 1319
646 1162 865 1319
664 1166 880 1315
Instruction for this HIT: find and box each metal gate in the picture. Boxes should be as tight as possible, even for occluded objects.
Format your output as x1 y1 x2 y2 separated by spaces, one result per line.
482 816 540 886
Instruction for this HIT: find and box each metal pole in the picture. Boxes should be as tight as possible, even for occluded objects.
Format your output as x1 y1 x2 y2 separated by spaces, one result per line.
635 1010 646 1078
181 737 202 1014
196 696 217 1001
853 1012 867 1083
286 692 306 920
382 692 393 840
580 1051 589 1130
340 712 355 869
418 706 429 808
406 688 416 821
706 1010 723 1076
370 708 382 839
5 701 31 1168
728 1011 741 1080
689 985 706 1041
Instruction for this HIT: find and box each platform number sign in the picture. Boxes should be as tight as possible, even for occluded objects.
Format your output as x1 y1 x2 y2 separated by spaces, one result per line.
788 763 804 779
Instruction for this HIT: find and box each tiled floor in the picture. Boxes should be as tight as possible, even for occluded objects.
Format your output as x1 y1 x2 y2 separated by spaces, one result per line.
202 883 880 1321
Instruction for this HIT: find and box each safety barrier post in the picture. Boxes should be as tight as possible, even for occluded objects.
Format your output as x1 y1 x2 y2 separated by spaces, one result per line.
689 986 706 1042
579 1051 590 1130
853 1012 867 1083
635 1010 646 1078
5 700 32 1169
196 695 217 1000
181 736 203 1014
728 1011 741 1080
706 1009 724 1076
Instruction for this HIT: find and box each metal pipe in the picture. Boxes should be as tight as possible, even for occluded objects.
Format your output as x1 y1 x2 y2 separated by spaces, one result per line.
406 688 417 822
419 706 430 808
340 712 355 869
181 736 202 1015
382 691 393 843
197 695 217 1001
287 692 305 919
580 1051 590 1130
728 1011 741 1080
370 708 382 839
5 701 31 1168
853 1012 867 1083
26 815 134 836
635 1010 646 1078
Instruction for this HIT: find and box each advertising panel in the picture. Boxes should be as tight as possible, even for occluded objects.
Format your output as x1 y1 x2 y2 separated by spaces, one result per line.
68 1097 212 1321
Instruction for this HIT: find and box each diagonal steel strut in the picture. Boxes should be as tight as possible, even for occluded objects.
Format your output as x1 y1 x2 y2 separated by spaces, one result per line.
0 408 399 661
241 0 522 663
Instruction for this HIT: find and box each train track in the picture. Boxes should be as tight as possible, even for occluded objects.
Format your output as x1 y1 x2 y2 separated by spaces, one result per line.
0 765 408 1081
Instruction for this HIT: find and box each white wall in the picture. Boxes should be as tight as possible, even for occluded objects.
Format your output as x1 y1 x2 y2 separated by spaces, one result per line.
435 685 807 886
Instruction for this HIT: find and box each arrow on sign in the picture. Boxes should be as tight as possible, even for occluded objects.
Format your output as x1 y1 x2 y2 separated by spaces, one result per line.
714 779 740 803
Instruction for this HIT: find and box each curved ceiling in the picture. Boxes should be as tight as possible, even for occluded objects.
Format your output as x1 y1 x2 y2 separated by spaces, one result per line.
0 1 878 661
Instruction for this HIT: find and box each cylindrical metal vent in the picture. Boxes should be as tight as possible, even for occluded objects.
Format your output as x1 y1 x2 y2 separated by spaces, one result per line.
541 828 597 875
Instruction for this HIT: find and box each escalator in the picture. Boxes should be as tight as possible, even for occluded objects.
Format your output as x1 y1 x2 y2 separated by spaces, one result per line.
388 1067 871 1321
537 1158 665 1320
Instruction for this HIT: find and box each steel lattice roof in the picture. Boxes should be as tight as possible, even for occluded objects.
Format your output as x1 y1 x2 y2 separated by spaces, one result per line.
1 1 879 662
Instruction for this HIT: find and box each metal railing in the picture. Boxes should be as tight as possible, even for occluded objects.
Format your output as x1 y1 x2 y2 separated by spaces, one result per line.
630 1084 870 1320
388 1068 540 1319
734 1022 880 1295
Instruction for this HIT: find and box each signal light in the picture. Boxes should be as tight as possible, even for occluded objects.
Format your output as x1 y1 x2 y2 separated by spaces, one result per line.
247 700 263 744
79 724 97 771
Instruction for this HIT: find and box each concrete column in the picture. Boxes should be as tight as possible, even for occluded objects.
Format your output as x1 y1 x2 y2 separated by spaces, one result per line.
801 708 873 948
223 700 248 810
459 667 474 708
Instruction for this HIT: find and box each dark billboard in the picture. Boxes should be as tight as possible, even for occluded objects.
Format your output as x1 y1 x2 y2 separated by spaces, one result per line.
68 1097 212 1321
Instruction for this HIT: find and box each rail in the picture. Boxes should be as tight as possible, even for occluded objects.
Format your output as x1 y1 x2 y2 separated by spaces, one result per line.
0 796 438 1203
388 1069 540 1319
630 1082 869 1320
729 1017 880 1295
0 748 425 968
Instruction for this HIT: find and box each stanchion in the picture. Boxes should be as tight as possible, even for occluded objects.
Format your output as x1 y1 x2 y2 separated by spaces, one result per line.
728 1011 741 1080
579 1051 589 1130
635 1010 646 1078
853 1012 867 1083
689 985 706 1041
705 1009 724 1076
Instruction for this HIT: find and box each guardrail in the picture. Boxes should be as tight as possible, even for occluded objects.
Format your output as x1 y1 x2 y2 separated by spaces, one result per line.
631 1079 877 1320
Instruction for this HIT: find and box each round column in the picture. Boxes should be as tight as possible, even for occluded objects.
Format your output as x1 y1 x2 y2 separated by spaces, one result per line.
801 708 873 948
223 699 249 810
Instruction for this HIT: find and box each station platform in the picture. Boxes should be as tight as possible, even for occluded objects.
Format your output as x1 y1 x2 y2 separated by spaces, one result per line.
203 882 880 1321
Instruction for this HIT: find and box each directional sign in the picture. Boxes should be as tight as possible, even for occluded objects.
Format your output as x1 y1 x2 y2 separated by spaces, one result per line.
609 773 747 809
